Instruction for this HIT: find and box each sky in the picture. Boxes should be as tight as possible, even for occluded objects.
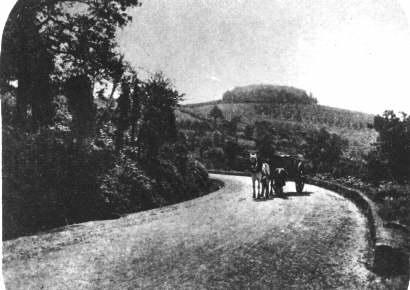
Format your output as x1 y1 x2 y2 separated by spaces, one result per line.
1 0 410 114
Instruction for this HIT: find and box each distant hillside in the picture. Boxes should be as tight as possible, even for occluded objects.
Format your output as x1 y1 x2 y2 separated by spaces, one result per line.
179 85 378 158
222 84 317 105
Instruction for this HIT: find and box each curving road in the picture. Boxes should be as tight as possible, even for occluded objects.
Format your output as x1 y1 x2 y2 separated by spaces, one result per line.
3 174 383 289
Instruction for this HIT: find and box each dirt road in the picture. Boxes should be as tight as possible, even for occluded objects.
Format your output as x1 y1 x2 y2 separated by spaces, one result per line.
3 174 382 289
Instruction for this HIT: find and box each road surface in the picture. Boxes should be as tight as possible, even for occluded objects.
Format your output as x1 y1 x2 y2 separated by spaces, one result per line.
3 174 383 289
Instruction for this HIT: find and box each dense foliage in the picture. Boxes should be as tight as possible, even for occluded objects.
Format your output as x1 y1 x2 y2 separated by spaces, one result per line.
1 0 141 128
1 0 211 240
222 84 317 105
303 128 348 173
178 106 349 174
183 102 376 158
367 111 410 183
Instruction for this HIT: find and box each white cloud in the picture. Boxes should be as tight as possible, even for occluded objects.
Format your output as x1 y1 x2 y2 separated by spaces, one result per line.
207 75 221 82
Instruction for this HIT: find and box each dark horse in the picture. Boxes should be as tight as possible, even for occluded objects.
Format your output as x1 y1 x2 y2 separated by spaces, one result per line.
271 167 287 195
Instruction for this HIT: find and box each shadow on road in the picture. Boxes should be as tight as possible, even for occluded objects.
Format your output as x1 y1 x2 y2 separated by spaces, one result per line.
282 191 313 197
253 191 313 201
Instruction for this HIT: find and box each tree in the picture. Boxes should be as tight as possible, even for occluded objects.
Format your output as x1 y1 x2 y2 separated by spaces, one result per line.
203 147 225 169
244 124 254 139
224 140 241 169
199 135 213 159
304 128 347 173
138 73 183 159
64 75 95 143
208 105 224 128
130 77 142 144
255 121 275 159
114 81 131 150
369 111 410 182
0 0 141 127
226 115 241 140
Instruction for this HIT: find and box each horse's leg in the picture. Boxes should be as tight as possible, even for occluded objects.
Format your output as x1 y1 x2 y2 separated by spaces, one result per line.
265 177 269 198
263 179 267 199
257 176 261 198
270 178 274 197
267 179 270 199
252 175 256 198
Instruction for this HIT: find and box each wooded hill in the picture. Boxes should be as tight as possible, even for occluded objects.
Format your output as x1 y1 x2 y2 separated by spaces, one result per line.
178 84 377 159
222 84 317 105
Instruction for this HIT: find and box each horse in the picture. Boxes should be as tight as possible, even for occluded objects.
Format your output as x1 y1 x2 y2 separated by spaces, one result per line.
271 167 288 196
249 153 262 198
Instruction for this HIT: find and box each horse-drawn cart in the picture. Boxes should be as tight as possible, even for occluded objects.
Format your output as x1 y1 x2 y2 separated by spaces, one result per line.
270 154 305 194
249 151 305 198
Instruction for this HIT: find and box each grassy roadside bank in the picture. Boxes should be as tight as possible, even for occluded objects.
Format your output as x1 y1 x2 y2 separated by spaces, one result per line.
3 174 224 241
313 174 410 231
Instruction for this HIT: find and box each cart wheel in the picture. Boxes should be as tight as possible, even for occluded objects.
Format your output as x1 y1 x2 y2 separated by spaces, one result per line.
296 180 305 193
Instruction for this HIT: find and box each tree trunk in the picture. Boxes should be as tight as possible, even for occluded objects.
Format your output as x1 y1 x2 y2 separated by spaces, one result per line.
64 75 96 145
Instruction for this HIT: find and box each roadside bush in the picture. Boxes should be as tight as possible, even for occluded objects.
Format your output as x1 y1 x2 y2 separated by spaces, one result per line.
203 147 225 169
99 153 160 215
99 144 210 217
2 124 115 239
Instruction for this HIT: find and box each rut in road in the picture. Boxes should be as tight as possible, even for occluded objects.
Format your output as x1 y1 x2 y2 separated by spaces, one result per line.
4 174 382 289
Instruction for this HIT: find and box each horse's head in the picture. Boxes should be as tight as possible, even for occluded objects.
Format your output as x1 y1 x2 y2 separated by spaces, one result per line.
249 153 259 172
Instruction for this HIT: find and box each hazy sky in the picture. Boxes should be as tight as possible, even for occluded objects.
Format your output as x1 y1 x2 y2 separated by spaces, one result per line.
117 0 410 114
1 0 410 114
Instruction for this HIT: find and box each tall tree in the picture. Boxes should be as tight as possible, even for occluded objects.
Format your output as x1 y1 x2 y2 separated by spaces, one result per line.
138 73 183 159
255 121 275 159
0 0 140 127
114 81 131 150
130 77 142 144
208 105 224 128
64 75 95 143
226 115 241 140
371 111 410 182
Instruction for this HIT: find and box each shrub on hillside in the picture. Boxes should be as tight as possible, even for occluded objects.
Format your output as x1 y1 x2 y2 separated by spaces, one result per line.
99 153 160 215
367 111 410 183
203 147 225 169
303 128 348 173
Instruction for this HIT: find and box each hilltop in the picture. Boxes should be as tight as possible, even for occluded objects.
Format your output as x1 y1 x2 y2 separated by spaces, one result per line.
222 84 317 105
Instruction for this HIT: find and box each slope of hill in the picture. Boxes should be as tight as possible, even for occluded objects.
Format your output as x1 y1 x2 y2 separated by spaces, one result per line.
178 85 378 158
